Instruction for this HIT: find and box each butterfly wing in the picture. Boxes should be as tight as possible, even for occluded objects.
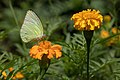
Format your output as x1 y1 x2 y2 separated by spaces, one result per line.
20 10 43 43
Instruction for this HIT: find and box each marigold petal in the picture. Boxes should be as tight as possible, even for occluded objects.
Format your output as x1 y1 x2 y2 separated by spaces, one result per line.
47 50 54 59
41 49 48 54
39 41 51 49
35 52 41 59
30 45 39 55
54 50 62 58
51 45 62 51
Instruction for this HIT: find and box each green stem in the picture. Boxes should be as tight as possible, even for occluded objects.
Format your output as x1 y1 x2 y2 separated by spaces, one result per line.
86 38 91 80
9 0 19 28
83 31 93 80
39 63 50 80
39 55 50 80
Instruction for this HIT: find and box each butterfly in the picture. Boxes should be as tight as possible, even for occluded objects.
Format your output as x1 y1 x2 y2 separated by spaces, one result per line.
20 10 43 43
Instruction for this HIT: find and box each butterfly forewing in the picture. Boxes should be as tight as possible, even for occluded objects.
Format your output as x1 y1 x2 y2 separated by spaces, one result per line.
20 10 43 43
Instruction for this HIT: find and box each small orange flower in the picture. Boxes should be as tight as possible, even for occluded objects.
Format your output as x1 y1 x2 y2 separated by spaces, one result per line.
111 27 120 43
100 30 109 38
9 67 14 72
71 9 103 31
103 15 111 22
0 67 24 80
14 72 24 79
112 27 119 34
30 41 62 60
0 70 7 77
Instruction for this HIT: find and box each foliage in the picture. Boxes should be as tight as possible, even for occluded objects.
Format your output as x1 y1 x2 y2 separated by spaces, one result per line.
0 0 120 80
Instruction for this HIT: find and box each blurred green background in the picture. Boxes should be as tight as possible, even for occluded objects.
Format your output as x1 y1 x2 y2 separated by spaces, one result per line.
0 0 120 80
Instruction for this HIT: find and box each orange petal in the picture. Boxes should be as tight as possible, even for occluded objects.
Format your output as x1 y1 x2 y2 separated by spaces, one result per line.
54 50 62 58
44 41 51 48
47 53 53 59
47 50 54 59
30 45 39 55
51 45 62 51
49 49 55 54
37 52 44 60
41 49 48 54
39 41 51 48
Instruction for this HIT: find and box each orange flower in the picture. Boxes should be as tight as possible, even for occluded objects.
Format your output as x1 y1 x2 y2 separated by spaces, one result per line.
14 72 24 79
30 41 62 60
112 27 119 34
71 9 103 30
0 70 7 77
0 67 24 80
100 30 109 38
111 27 120 43
9 67 14 72
103 15 111 22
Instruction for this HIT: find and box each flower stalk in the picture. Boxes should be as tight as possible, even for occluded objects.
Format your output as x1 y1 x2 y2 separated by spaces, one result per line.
83 30 93 80
39 55 50 80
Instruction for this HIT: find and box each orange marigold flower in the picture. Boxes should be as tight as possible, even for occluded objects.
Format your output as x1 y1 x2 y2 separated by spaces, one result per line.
0 67 24 80
14 72 24 79
112 27 119 34
0 70 7 77
9 67 14 72
100 30 109 38
71 9 103 30
103 15 111 22
30 41 62 60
